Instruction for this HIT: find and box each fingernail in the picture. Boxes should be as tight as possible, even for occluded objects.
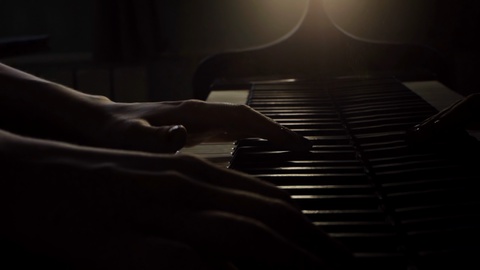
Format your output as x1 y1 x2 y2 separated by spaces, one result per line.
167 125 187 151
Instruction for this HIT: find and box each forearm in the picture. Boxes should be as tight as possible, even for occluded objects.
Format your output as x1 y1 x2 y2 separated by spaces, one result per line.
0 63 113 141
0 128 89 166
0 62 100 103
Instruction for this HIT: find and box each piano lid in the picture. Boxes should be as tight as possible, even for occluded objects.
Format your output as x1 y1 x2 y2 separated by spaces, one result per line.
193 0 447 100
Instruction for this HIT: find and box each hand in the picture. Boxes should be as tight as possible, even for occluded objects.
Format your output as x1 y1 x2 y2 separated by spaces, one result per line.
1 131 350 269
407 93 480 144
0 63 311 154
95 99 312 153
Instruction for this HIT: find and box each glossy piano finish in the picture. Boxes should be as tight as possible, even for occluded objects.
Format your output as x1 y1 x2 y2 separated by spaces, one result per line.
193 0 447 100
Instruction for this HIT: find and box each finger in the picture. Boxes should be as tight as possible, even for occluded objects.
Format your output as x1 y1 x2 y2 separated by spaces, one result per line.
215 103 312 151
176 101 311 151
130 171 317 251
416 94 480 131
135 171 350 264
89 152 294 205
172 154 294 203
170 211 329 270
121 169 351 266
420 98 464 127
127 168 327 248
75 234 214 270
56 143 293 205
407 97 470 144
195 185 351 263
434 94 480 129
124 237 215 270
419 99 465 131
112 119 187 153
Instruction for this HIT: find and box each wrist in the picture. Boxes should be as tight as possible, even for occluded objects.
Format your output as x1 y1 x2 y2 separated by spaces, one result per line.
1 76 113 142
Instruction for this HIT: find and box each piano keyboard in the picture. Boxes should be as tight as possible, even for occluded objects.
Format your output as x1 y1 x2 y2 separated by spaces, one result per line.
183 78 480 269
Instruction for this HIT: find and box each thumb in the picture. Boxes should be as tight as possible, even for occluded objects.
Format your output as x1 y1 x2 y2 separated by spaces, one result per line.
117 120 187 153
163 125 188 152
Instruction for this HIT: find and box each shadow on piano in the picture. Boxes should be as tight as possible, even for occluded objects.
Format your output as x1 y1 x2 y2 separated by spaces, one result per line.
189 1 480 269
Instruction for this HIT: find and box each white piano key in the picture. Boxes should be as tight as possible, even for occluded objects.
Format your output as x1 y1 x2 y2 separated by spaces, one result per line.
179 90 249 167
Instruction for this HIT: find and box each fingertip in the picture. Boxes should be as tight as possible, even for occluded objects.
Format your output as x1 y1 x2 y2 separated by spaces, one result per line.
297 136 313 152
405 123 431 145
167 125 187 152
283 129 312 152
148 125 187 153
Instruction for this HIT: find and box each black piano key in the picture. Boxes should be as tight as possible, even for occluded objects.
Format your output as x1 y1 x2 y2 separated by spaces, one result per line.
406 226 480 252
346 111 433 123
361 145 414 159
231 149 358 163
289 128 348 136
350 123 419 135
274 117 344 123
375 166 476 184
341 102 429 114
341 106 433 119
353 131 406 144
236 144 353 151
232 147 356 156
252 85 328 91
395 202 480 222
400 213 480 232
382 177 480 194
340 97 424 107
255 173 370 185
354 252 409 270
348 115 427 128
330 232 401 253
360 139 411 150
249 101 334 107
255 110 338 116
270 122 345 129
302 209 386 222
292 194 380 210
314 221 393 234
387 187 479 209
306 136 351 145
231 159 362 168
241 166 364 175
279 184 374 195
261 112 339 118
416 249 480 270
368 153 446 166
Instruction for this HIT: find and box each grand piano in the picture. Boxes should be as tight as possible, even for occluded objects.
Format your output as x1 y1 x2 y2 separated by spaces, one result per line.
186 1 480 269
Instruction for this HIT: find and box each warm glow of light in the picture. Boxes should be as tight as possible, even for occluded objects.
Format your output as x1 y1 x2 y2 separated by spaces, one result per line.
171 0 309 53
324 0 434 43
254 78 297 84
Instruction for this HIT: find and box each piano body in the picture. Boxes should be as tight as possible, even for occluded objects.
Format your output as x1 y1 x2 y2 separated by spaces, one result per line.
192 0 448 100
186 1 480 269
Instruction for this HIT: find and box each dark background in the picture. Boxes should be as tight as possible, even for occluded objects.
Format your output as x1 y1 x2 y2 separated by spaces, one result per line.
1 0 479 101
